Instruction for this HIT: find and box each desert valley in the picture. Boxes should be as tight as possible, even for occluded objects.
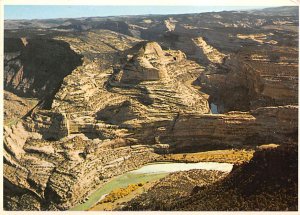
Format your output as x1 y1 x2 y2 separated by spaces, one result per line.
3 6 299 211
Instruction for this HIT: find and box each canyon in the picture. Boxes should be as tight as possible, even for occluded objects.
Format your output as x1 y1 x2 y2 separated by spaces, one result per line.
3 6 298 211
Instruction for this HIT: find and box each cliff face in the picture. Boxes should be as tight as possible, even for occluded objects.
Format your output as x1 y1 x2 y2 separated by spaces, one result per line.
4 38 83 106
198 46 298 113
133 105 297 152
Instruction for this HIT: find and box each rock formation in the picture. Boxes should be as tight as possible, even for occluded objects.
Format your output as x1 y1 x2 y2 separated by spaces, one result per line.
117 41 170 83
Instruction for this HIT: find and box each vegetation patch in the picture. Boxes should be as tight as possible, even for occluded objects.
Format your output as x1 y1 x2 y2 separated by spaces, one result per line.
100 183 144 203
163 149 254 164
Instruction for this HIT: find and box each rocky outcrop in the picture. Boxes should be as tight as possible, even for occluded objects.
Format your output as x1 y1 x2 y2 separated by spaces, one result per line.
96 100 141 124
115 41 170 83
23 111 69 141
4 90 39 125
192 37 227 64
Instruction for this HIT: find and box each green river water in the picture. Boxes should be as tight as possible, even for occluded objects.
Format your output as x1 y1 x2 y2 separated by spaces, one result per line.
70 161 233 211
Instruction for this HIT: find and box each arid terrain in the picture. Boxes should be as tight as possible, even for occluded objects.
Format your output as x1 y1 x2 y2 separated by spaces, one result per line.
3 6 298 211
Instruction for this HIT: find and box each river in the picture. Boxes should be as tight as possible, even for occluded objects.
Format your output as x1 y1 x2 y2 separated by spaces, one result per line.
70 161 233 211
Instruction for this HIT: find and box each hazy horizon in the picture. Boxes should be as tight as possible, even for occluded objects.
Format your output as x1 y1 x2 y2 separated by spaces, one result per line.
4 5 293 20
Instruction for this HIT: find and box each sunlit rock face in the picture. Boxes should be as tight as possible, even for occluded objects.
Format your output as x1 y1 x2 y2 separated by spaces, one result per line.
117 41 170 83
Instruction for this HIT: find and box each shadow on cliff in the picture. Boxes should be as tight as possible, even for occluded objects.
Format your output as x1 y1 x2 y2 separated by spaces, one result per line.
4 38 83 109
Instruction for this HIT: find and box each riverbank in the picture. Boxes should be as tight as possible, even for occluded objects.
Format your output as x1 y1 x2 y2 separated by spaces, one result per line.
122 169 229 210
69 149 251 211
71 160 234 211
89 180 157 211
123 144 298 211
69 172 168 211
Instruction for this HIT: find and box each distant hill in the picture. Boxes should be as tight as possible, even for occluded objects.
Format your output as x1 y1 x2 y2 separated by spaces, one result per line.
250 6 299 16
4 6 299 30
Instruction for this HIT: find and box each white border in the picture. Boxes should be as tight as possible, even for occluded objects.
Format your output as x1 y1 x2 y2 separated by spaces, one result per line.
2 0 299 6
0 0 4 212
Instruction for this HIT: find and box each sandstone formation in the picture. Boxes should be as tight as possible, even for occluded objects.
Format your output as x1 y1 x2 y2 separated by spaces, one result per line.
192 37 227 64
117 41 169 83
